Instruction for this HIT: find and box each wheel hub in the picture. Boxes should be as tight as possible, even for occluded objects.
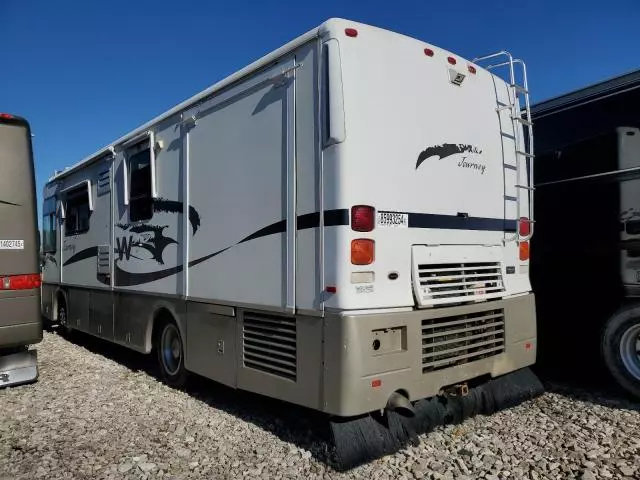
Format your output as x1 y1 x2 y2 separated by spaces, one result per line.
161 325 182 376
619 323 640 381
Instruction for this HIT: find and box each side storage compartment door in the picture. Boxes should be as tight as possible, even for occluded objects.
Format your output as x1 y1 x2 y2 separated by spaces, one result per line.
185 302 237 388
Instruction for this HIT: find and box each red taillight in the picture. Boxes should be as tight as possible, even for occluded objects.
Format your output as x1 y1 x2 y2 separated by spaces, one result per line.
326 286 337 294
351 239 375 265
424 47 434 57
468 65 477 74
519 217 531 237
447 56 457 65
345 28 358 37
0 274 41 290
351 205 375 232
0 113 14 119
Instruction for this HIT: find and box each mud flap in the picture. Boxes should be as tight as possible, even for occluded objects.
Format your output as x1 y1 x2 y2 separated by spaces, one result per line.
330 367 544 470
0 349 38 388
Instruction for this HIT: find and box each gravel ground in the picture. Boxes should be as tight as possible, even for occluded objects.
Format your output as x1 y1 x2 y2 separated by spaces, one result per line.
1 332 640 480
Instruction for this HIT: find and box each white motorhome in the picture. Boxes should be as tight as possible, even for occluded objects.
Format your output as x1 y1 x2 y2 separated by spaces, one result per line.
41 18 537 462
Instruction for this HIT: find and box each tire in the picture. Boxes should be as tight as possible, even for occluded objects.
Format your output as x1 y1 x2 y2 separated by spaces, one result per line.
601 305 640 399
155 318 188 389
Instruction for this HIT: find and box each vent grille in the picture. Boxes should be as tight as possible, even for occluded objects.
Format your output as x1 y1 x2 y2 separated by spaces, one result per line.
96 245 110 275
417 262 505 305
243 313 297 381
422 309 505 373
97 170 110 196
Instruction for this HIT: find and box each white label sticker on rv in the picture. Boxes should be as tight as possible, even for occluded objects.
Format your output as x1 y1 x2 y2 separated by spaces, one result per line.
355 284 374 294
377 212 408 228
0 240 24 250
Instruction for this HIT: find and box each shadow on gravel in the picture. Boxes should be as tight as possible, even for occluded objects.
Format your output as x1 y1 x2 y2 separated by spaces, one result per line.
49 328 338 468
533 360 640 411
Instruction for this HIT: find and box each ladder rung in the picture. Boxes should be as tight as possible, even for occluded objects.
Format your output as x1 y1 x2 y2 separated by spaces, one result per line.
496 105 512 112
511 84 529 94
513 117 533 126
516 150 535 158
515 184 535 191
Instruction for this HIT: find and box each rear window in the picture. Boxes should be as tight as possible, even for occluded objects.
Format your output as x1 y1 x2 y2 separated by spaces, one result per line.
0 121 34 208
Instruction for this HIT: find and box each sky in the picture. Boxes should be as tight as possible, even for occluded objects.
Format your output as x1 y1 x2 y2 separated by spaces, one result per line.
1 0 639 217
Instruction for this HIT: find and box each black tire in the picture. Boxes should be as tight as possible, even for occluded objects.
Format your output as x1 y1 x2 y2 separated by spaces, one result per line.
155 318 188 389
601 305 640 399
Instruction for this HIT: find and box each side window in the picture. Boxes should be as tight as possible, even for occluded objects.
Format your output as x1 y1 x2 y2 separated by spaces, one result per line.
42 196 57 253
128 146 153 222
64 185 91 236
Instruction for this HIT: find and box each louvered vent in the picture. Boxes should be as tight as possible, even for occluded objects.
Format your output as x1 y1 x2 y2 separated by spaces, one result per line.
422 308 505 373
416 262 505 306
96 245 110 275
97 170 110 196
243 313 297 381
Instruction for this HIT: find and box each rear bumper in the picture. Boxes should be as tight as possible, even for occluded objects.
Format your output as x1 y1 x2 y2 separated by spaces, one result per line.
323 293 537 417
0 294 42 348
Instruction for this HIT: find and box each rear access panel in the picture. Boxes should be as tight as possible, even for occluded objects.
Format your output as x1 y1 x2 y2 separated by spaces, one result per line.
412 245 505 307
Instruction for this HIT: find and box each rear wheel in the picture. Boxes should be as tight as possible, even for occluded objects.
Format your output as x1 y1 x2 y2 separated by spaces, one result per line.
602 306 640 399
155 319 188 388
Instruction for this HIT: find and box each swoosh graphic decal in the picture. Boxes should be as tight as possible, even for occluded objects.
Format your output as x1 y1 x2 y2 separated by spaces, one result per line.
63 246 98 267
0 199 21 207
416 143 482 170
153 198 201 234
114 209 349 286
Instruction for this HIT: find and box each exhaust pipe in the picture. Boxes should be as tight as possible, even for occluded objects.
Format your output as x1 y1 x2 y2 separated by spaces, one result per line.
386 391 415 417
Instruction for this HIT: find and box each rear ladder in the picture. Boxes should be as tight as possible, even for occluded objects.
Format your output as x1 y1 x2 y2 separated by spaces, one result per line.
473 51 535 242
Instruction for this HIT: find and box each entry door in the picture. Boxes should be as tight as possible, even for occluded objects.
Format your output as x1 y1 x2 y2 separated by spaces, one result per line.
90 161 114 339
185 56 297 312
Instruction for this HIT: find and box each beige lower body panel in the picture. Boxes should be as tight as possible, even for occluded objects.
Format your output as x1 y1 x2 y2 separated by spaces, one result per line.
322 293 537 417
0 294 43 349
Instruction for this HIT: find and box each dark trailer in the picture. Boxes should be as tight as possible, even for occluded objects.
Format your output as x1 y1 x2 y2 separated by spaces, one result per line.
0 113 42 387
530 69 640 397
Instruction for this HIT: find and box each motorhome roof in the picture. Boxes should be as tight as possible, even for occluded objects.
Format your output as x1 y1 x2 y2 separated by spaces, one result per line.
531 68 640 117
48 18 344 182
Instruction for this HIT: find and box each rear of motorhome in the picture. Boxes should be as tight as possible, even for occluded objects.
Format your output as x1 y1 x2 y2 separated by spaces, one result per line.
531 69 640 398
0 113 42 387
41 18 540 467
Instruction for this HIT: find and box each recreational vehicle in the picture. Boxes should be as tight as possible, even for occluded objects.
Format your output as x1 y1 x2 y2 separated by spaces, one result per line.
0 113 42 387
41 19 540 467
531 69 640 398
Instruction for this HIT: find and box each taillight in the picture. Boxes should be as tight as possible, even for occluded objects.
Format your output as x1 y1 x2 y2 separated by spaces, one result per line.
519 241 530 261
351 239 375 265
351 205 375 232
0 274 41 290
345 28 358 37
0 113 14 119
519 217 531 237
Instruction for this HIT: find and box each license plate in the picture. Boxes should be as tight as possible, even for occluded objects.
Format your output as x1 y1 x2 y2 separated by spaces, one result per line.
0 240 24 250
376 212 408 228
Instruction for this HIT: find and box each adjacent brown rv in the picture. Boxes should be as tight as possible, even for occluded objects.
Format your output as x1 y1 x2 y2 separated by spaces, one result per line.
0 113 42 387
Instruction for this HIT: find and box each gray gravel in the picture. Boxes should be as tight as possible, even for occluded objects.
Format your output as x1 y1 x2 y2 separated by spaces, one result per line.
1 332 640 480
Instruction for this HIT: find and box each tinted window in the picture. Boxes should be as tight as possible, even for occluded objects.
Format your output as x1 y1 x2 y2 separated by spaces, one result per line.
42 196 57 252
65 186 90 235
129 148 153 221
